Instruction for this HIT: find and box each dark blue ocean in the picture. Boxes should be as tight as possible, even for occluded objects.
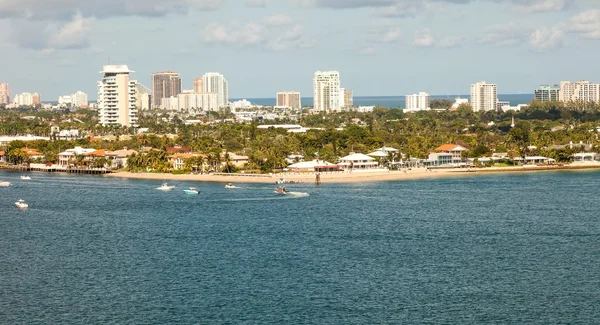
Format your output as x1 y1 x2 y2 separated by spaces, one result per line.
1 170 600 324
233 94 533 108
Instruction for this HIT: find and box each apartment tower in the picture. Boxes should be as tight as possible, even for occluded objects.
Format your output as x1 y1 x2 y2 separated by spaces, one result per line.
534 85 560 102
152 71 182 108
202 72 228 109
193 78 203 93
470 81 497 112
405 92 430 112
559 80 600 103
0 83 10 105
97 65 138 127
276 91 301 109
313 70 341 112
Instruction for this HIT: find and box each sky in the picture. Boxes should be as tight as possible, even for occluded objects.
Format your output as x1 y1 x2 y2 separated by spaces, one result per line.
1 0 600 100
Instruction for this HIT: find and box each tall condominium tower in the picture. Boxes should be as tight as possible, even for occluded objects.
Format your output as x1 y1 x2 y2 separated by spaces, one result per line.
534 85 560 102
202 72 229 109
152 71 182 108
470 81 497 112
0 83 10 105
276 91 301 109
559 80 600 103
313 70 341 112
405 92 430 112
193 78 203 93
344 89 354 107
97 65 138 127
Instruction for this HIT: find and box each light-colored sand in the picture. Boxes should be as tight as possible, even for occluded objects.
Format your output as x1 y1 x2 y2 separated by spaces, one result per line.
104 164 600 184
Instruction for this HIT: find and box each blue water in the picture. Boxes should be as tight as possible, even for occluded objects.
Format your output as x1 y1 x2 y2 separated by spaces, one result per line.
1 170 600 324
233 94 533 108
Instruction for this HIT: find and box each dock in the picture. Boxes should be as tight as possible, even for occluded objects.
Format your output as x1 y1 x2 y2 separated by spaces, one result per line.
1 164 112 175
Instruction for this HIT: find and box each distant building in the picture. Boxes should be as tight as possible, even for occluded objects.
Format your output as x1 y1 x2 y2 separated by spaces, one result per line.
58 95 72 107
202 72 229 109
405 92 430 112
230 99 252 110
344 89 353 107
13 93 39 107
170 93 219 112
0 83 10 105
276 91 301 109
152 71 182 108
470 81 497 112
72 91 88 107
313 70 341 112
451 97 469 109
535 85 560 102
193 78 203 93
496 100 510 111
135 83 152 111
97 65 138 127
559 80 600 103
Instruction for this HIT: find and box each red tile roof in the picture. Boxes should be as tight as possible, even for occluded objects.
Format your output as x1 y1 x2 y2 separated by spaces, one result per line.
436 144 468 152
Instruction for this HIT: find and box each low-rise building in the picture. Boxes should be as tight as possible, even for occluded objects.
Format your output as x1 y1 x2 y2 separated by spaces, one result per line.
58 147 96 166
339 153 379 170
435 144 468 160
168 153 207 171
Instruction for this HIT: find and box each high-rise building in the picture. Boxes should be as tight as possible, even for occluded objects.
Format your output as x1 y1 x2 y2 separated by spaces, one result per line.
176 93 219 112
97 65 138 127
135 83 152 111
470 81 497 112
193 78 203 93
535 85 560 102
202 72 228 109
72 91 88 107
405 92 430 112
13 93 37 107
559 80 600 103
0 83 10 105
313 70 341 112
344 89 354 108
152 71 182 108
276 91 301 109
32 93 40 106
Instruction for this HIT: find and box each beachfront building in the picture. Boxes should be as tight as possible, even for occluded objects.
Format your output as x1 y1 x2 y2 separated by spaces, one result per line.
559 80 600 103
435 144 468 160
168 153 207 171
470 81 497 112
339 153 379 170
313 71 341 113
405 92 430 112
288 159 340 172
524 156 554 164
58 147 96 166
97 65 138 127
152 71 181 108
572 152 600 162
535 85 560 102
276 91 301 110
222 152 249 167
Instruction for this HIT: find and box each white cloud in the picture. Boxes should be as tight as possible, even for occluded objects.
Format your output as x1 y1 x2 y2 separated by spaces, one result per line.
529 24 565 52
246 0 267 7
365 25 402 43
413 29 435 47
438 36 467 48
10 13 95 50
568 9 600 39
47 13 95 49
509 0 573 13
478 22 532 46
262 14 294 26
204 18 314 51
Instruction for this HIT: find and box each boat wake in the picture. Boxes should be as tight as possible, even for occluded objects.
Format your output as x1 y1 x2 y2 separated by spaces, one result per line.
205 192 309 202
286 192 310 198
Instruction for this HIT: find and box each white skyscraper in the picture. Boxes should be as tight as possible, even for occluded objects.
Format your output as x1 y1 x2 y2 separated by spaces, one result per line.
559 80 600 103
313 70 341 112
72 91 89 107
405 92 431 112
13 93 37 106
470 81 497 112
202 72 229 109
97 65 138 127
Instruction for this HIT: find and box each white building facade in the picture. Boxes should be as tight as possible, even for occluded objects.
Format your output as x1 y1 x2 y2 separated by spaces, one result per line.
13 93 39 107
559 80 600 103
313 70 341 113
97 65 138 127
405 92 430 112
276 91 301 110
470 81 497 112
202 72 229 109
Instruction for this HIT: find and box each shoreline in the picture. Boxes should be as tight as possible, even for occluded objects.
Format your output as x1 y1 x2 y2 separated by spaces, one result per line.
102 164 600 184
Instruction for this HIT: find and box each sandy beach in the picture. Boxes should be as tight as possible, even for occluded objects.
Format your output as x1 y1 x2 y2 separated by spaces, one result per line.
104 163 600 184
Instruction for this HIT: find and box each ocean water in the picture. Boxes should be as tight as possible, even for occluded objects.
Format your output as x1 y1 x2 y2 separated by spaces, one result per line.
1 170 600 324
234 94 534 108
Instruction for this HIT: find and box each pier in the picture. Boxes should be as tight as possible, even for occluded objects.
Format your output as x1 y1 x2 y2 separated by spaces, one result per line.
1 164 112 175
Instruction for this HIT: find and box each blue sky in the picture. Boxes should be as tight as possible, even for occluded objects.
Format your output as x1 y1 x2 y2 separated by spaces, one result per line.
1 0 599 100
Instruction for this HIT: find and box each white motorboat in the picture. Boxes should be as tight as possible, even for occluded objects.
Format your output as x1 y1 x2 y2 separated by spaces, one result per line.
183 187 199 195
15 199 28 209
0 181 11 187
274 186 288 195
20 175 31 180
156 183 175 191
225 183 237 189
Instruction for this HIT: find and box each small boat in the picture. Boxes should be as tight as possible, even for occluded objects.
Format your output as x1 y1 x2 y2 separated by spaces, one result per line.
225 183 237 189
183 187 199 195
15 199 28 209
274 186 288 195
276 178 288 184
20 175 31 180
156 183 175 191
0 181 11 187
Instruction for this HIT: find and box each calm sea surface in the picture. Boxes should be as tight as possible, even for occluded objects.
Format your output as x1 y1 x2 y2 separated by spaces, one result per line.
235 94 533 108
1 170 600 324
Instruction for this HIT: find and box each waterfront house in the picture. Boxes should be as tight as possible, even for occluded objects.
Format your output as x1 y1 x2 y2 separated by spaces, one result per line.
425 152 455 166
0 151 5 163
222 151 249 167
106 149 138 169
524 156 554 164
21 148 45 161
435 144 468 160
58 147 96 166
288 159 340 172
168 153 207 171
339 153 379 170
573 152 599 162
